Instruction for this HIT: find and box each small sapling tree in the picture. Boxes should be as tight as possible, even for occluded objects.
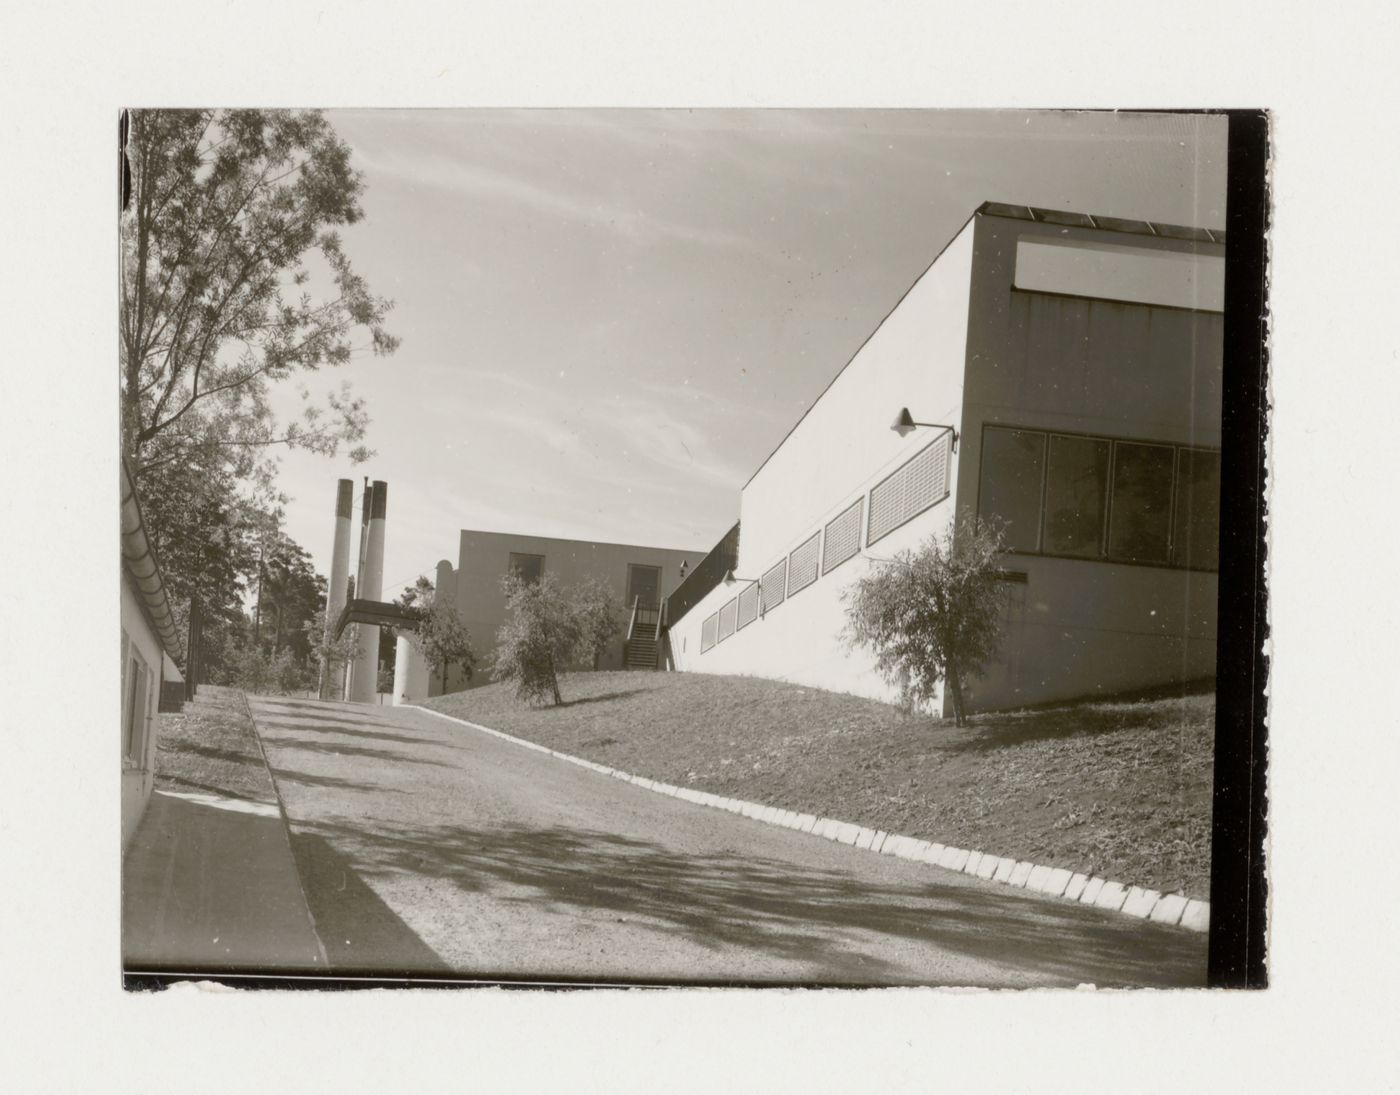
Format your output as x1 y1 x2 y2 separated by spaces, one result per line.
571 576 623 670
491 573 586 706
411 595 477 696
843 517 1008 726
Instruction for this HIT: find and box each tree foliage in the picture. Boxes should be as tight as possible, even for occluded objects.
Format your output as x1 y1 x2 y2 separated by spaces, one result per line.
119 110 395 681
120 109 397 480
311 609 358 698
843 517 1008 726
571 576 623 669
491 573 592 706
410 592 477 696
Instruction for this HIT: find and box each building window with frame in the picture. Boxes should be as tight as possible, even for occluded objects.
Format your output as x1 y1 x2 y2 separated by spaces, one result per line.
1042 434 1110 558
1107 441 1175 565
508 552 545 585
978 427 1046 552
976 424 1219 572
1172 447 1221 571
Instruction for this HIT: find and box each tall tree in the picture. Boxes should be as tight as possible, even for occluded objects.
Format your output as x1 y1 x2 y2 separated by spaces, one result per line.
120 109 398 481
119 109 396 675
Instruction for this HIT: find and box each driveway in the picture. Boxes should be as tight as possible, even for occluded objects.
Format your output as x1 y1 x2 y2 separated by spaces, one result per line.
246 695 1207 987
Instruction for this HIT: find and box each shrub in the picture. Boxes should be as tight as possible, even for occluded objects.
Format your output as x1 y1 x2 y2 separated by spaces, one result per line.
844 516 1007 726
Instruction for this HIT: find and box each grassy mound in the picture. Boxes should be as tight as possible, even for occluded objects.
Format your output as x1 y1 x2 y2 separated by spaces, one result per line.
424 670 1213 898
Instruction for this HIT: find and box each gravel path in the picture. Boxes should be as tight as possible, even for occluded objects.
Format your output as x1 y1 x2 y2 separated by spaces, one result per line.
246 694 1207 987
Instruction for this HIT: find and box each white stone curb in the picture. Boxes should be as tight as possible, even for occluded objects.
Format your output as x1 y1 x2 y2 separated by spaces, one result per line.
410 705 1209 934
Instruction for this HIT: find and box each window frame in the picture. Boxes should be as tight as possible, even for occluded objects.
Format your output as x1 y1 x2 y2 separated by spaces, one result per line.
507 552 546 584
975 423 1220 573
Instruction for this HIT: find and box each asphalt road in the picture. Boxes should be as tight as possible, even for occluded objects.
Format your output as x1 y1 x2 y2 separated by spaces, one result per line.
246 694 1207 988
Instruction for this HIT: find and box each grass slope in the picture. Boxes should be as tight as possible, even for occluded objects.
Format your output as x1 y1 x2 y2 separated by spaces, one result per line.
424 670 1214 899
153 684 279 804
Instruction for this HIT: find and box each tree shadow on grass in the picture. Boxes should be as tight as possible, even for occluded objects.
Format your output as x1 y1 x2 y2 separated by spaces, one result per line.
937 684 1216 756
552 688 649 710
293 816 1206 987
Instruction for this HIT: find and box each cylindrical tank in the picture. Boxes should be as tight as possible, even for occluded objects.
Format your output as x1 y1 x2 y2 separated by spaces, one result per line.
320 479 354 699
349 480 388 704
392 632 430 705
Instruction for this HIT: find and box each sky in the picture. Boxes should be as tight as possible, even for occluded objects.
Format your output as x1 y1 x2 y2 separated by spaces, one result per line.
267 109 1227 597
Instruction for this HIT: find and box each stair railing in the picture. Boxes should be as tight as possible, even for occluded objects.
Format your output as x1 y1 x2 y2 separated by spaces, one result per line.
625 596 640 643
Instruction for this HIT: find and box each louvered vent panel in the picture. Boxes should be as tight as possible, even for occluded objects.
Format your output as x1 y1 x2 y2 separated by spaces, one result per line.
868 434 950 545
701 613 718 653
787 531 821 596
736 584 759 629
718 598 737 641
822 497 863 574
761 559 787 613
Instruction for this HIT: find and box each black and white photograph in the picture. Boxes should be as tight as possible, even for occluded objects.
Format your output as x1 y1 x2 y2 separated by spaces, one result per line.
20 0 1400 1088
117 107 1261 990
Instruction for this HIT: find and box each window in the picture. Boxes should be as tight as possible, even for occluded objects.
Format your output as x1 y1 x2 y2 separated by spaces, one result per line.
978 428 1046 552
867 433 952 545
736 584 759 630
626 563 661 609
976 424 1218 571
760 558 787 614
508 553 544 584
718 599 738 641
823 497 862 574
787 531 821 597
124 650 148 761
1042 435 1109 558
1173 448 1221 571
1107 442 1175 565
701 613 718 653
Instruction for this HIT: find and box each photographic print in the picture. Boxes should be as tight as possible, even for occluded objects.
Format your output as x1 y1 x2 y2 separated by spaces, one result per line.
119 108 1262 989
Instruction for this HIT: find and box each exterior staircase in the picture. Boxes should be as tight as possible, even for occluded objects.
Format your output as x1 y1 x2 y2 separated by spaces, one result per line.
623 597 663 670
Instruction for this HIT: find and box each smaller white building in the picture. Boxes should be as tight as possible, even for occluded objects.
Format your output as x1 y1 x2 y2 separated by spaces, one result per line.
120 460 184 846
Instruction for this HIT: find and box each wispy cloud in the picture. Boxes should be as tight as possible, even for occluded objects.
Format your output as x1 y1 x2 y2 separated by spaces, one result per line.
352 140 759 253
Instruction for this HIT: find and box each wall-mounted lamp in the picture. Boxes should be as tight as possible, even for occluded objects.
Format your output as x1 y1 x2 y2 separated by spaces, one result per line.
678 560 689 580
723 568 760 589
891 407 959 452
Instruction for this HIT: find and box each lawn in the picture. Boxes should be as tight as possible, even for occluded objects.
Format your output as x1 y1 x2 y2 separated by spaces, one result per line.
153 684 279 804
423 670 1214 899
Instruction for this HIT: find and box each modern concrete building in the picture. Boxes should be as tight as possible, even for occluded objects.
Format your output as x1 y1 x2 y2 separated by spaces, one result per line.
667 201 1224 715
395 530 699 701
120 459 184 846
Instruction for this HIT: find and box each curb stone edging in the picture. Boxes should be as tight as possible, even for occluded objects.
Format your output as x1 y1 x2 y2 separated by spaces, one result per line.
409 705 1209 934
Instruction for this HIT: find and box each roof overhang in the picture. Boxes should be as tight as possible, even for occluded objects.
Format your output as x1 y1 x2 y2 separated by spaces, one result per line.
334 598 423 639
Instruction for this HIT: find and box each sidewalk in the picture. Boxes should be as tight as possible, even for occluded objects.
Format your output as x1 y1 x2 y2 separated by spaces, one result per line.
122 686 326 975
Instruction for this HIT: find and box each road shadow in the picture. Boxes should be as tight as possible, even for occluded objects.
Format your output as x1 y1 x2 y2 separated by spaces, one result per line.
255 717 459 750
292 816 1206 987
285 830 450 975
256 731 458 769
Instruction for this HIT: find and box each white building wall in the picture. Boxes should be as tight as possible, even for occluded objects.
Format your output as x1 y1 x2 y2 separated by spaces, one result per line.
120 579 164 847
670 219 977 706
